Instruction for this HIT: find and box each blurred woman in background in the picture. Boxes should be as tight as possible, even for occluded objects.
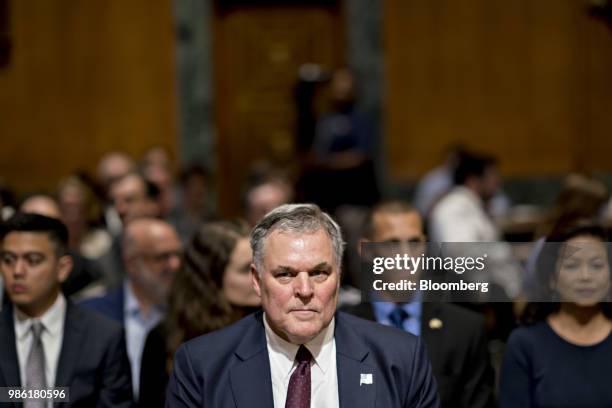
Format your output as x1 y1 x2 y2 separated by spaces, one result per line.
500 221 612 407
524 174 609 295
139 220 260 407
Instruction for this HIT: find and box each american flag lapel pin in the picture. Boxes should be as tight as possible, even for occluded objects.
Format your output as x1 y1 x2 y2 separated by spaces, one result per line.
360 373 373 386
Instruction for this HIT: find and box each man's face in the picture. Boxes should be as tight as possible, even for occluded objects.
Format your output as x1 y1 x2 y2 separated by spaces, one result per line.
110 175 157 224
371 211 425 244
369 211 426 299
127 224 181 305
98 154 134 194
252 229 339 344
247 183 290 226
1 232 71 317
59 184 87 227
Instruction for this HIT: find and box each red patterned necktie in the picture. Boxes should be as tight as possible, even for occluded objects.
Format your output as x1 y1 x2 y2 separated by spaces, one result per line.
285 345 312 408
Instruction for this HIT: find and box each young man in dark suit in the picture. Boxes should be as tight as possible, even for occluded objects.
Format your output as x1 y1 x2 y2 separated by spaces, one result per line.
166 203 439 408
343 201 494 408
0 213 133 407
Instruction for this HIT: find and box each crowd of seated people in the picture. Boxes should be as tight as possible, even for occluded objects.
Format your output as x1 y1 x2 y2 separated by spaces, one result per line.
1 144 612 407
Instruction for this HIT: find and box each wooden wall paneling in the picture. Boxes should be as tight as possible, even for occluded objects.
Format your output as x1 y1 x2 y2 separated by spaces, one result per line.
583 1 612 171
0 0 178 194
383 0 612 181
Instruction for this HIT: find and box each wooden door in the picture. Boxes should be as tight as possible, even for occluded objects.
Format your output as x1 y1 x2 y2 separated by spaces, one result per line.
213 1 344 216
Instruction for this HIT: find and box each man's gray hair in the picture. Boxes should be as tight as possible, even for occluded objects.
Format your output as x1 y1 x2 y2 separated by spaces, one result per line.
250 203 345 271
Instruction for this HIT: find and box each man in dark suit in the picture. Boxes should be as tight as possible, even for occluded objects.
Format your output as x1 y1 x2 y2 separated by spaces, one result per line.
0 213 133 407
343 201 493 408
166 203 439 408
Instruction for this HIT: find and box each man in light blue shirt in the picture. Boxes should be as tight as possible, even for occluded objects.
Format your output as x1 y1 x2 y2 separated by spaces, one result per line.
82 217 181 402
372 292 422 336
123 278 165 398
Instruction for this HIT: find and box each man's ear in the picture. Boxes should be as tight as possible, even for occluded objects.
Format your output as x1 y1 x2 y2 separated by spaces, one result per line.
57 255 73 283
251 263 262 297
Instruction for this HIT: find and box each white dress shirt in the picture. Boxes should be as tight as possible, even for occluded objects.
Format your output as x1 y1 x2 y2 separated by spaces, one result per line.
429 186 522 298
430 186 499 243
14 293 66 389
264 314 339 408
123 281 163 400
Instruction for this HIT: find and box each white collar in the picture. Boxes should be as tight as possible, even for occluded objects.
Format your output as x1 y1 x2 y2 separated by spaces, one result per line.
14 292 66 340
264 313 335 378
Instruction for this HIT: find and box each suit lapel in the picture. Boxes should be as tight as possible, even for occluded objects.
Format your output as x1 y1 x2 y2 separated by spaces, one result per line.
335 313 376 408
230 312 274 408
0 306 21 387
55 302 86 387
420 303 444 374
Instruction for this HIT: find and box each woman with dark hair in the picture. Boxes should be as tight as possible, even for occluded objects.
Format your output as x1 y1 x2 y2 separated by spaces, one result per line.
524 174 608 295
500 221 612 407
138 220 260 407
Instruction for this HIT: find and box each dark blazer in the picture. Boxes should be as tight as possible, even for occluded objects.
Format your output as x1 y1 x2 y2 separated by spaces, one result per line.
139 324 167 408
166 310 439 408
93 236 125 290
79 285 125 323
342 302 494 408
0 301 133 407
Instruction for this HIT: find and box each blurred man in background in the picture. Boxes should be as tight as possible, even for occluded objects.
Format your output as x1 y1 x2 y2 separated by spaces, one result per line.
97 171 162 288
82 218 181 403
20 194 61 219
96 151 136 237
244 174 293 227
429 152 521 300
